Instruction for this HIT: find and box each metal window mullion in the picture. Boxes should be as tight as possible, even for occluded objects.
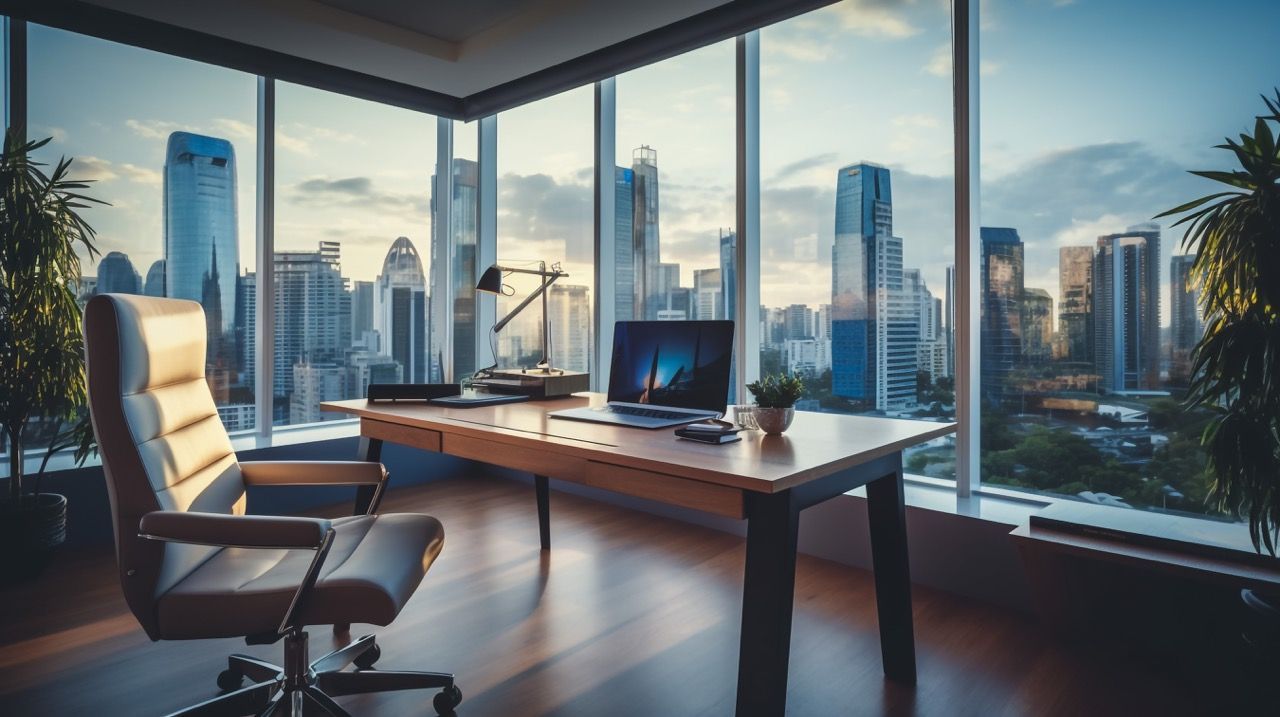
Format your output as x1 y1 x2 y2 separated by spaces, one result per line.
735 31 761 401
477 115 497 370
255 76 275 439
952 0 980 497
5 18 27 139
434 116 455 382
592 78 617 393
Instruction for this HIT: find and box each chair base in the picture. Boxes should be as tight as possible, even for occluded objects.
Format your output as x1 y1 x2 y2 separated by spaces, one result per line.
167 631 460 717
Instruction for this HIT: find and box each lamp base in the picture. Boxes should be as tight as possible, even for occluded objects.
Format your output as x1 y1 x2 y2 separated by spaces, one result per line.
474 369 590 399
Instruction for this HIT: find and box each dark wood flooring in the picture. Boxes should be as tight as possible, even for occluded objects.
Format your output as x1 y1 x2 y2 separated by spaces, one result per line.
0 475 1198 716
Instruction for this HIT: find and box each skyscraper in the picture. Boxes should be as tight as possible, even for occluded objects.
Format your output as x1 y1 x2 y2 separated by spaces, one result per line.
831 163 916 410
693 268 721 320
373 237 428 381
1170 253 1201 383
632 146 661 320
1093 224 1161 392
1058 245 1093 364
1021 287 1053 361
164 131 239 383
273 242 346 411
548 284 591 372
980 227 1025 400
96 251 141 294
945 264 956 379
350 280 374 345
614 166 636 321
430 159 479 379
237 272 256 403
144 259 165 297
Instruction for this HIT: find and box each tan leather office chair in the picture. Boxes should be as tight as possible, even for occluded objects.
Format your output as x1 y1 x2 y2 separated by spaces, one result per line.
84 294 462 717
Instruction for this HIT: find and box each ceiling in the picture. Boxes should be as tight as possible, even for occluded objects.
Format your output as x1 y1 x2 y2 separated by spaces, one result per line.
5 0 836 118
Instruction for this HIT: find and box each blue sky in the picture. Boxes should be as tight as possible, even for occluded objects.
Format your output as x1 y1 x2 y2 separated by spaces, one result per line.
24 0 1280 327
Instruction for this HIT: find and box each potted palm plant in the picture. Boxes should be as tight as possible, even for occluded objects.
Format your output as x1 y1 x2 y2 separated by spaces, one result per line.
0 129 102 580
746 373 805 435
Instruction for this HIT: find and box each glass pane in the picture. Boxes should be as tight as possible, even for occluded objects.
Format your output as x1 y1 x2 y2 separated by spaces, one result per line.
615 40 737 400
445 120 479 379
274 82 434 425
760 1 955 478
26 26 258 439
978 0 1280 514
495 87 593 374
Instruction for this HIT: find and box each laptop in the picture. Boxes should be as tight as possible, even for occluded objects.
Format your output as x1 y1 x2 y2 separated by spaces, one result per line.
549 320 735 429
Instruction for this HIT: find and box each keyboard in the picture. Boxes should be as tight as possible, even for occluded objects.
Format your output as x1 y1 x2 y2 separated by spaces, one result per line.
597 405 693 421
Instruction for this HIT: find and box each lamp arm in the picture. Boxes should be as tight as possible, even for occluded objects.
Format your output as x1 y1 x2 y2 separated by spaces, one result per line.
492 273 562 335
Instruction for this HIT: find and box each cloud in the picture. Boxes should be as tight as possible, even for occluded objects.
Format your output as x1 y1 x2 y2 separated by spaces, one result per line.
72 156 117 182
118 163 162 186
770 153 839 184
833 0 923 39
496 172 594 264
297 176 372 196
288 175 429 222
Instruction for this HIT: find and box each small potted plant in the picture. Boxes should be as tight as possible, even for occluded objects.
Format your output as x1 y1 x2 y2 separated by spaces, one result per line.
746 373 805 435
0 129 102 581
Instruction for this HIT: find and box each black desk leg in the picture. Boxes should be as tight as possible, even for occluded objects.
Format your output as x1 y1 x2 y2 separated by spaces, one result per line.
866 457 917 684
535 474 551 551
735 489 800 717
352 436 383 517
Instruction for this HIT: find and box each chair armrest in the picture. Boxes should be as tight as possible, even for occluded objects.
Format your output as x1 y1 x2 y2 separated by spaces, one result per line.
240 461 387 487
139 511 332 550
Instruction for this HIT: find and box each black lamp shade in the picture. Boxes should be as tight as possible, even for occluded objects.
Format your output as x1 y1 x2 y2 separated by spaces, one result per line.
476 265 503 294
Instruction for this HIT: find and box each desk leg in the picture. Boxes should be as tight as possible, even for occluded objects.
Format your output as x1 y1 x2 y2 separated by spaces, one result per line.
352 436 384 517
866 458 917 684
535 474 551 551
735 489 799 717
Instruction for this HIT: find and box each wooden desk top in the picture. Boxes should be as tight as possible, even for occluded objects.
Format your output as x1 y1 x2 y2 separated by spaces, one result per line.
322 393 955 494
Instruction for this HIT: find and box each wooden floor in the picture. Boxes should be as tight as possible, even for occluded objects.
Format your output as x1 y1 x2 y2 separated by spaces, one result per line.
0 475 1198 716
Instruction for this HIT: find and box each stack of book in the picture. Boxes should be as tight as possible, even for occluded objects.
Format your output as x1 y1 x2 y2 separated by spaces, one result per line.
674 421 745 445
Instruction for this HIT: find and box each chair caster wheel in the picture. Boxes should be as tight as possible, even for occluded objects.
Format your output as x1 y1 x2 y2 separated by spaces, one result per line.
433 685 462 715
216 668 244 692
353 643 381 669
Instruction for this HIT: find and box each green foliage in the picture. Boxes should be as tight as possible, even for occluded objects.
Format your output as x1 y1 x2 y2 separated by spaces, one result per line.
1156 90 1280 555
0 129 104 502
747 373 806 409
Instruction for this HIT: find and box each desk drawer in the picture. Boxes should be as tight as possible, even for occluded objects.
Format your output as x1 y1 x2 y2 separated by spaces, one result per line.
585 462 745 519
362 419 441 452
445 434 587 482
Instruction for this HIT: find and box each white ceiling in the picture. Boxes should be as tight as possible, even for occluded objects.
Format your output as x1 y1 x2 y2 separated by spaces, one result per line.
81 0 732 98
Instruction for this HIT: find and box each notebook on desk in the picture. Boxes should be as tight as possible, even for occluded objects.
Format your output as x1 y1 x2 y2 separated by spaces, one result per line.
550 320 734 429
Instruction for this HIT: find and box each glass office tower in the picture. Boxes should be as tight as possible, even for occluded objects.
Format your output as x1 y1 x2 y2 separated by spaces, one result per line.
631 146 660 320
1093 225 1161 392
614 166 636 322
164 131 240 383
979 227 1025 402
96 251 141 294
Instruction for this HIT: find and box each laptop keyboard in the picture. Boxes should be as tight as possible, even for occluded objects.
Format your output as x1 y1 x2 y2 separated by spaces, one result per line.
599 405 692 421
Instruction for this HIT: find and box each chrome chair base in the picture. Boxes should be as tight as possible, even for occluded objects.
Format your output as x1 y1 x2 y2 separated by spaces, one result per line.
167 632 461 717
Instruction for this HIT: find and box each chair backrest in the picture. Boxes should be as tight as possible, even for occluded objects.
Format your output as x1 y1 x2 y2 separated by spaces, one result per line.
84 294 246 639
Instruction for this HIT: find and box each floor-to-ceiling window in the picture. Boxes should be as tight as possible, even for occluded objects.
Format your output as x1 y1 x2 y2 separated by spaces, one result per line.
759 0 956 478
274 83 435 425
977 0 1280 514
495 86 594 374
614 40 737 402
27 25 259 433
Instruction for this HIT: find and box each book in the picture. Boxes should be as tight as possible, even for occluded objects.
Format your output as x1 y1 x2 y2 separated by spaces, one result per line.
675 426 743 444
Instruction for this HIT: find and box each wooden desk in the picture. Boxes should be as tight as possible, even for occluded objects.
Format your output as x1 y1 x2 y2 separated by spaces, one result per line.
323 394 956 717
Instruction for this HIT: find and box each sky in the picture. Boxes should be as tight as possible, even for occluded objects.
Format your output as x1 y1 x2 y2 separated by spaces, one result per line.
24 0 1280 330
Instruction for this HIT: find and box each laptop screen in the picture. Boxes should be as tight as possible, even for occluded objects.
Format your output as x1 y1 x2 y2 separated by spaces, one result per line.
607 320 735 411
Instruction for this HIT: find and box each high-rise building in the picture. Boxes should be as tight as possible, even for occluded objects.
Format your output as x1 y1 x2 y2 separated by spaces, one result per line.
236 271 256 401
784 304 813 340
1058 245 1093 364
96 251 141 294
693 268 722 320
1094 224 1161 392
346 349 403 400
815 303 832 341
786 338 830 376
906 268 947 381
549 284 591 372
351 280 374 343
614 167 636 321
374 237 428 382
273 242 346 410
1170 254 1201 383
632 146 661 320
289 362 347 424
430 159 479 379
1021 287 1053 361
944 265 956 379
144 259 165 297
719 229 737 327
164 132 239 383
657 262 681 303
980 227 1025 400
831 163 916 410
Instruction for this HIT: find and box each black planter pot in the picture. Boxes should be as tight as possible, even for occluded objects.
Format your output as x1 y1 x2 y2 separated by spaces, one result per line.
0 492 68 584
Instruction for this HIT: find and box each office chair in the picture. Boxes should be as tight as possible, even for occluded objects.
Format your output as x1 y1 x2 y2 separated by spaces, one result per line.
83 294 462 716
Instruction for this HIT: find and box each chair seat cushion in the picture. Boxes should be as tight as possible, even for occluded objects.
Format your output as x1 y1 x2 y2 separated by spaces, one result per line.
155 513 444 640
